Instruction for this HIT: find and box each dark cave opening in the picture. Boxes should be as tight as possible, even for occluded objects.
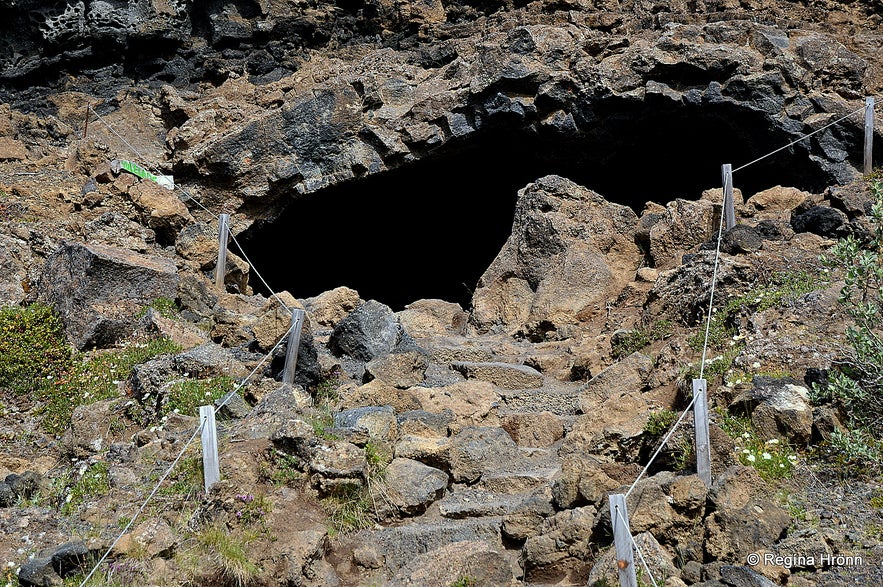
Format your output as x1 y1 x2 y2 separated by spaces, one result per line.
239 100 845 312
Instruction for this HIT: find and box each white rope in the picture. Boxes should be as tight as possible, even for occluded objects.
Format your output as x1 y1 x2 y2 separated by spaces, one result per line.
78 420 205 587
612 506 659 587
88 106 293 313
214 321 294 411
87 106 216 219
228 232 292 312
625 393 698 500
698 175 729 379
732 103 868 174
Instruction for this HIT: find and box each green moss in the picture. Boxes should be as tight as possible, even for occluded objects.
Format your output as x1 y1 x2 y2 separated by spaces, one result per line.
0 304 73 395
36 337 182 434
60 461 111 516
163 376 237 419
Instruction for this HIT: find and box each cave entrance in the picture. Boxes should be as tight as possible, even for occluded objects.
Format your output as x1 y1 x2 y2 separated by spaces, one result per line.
239 99 841 311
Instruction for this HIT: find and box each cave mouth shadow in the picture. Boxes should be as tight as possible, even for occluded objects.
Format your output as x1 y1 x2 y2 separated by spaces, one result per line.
239 101 840 312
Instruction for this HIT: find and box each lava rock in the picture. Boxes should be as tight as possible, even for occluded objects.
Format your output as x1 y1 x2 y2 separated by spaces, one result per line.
0 482 15 507
37 241 179 349
329 300 415 362
720 225 763 254
790 205 849 238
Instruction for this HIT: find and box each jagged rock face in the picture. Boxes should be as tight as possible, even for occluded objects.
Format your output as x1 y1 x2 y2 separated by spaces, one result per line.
168 20 869 210
471 175 643 337
0 0 527 89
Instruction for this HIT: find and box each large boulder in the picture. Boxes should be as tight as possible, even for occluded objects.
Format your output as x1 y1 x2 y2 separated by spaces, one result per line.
397 299 468 339
470 175 642 338
329 299 415 361
728 376 814 445
37 242 179 349
382 458 449 516
647 197 721 269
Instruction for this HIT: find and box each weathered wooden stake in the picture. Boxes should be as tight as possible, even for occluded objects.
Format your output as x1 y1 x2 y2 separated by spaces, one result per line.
282 308 306 387
200 406 220 492
608 494 638 587
865 97 875 177
215 214 230 290
721 163 735 230
693 378 712 487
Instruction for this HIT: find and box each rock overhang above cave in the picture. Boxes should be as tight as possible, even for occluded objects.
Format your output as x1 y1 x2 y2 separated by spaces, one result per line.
167 20 869 214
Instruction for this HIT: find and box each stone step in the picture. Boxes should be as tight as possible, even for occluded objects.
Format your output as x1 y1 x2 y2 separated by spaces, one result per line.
358 516 504 572
437 487 539 519
498 387 581 415
476 464 561 494
451 361 544 389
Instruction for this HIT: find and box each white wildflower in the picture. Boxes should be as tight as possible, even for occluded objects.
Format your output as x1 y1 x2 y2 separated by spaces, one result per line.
762 452 772 460
746 454 756 462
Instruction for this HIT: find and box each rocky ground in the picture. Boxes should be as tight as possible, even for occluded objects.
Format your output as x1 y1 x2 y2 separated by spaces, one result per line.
2 1 883 587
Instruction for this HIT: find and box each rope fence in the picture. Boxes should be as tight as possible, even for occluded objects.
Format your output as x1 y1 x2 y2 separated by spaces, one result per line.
606 94 878 587
77 107 311 585
77 91 880 587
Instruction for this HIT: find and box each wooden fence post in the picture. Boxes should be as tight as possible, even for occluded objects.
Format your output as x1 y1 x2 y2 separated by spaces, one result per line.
608 493 638 587
866 97 875 177
215 214 230 290
693 378 712 487
200 406 220 492
721 163 735 230
282 309 305 387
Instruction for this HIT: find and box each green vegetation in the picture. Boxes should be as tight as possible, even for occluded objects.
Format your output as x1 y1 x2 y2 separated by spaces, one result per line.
322 484 376 538
59 461 111 515
0 303 72 395
716 409 796 480
162 376 237 419
3 562 17 587
322 443 390 538
159 454 204 499
311 369 343 405
682 270 826 383
261 448 303 487
450 577 477 587
814 174 883 477
0 303 183 433
233 493 272 526
137 297 179 320
644 409 677 436
688 270 827 353
194 525 261 587
612 320 673 359
814 428 883 479
776 489 809 523
61 558 147 587
307 405 340 441
38 337 182 434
